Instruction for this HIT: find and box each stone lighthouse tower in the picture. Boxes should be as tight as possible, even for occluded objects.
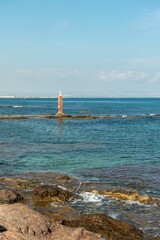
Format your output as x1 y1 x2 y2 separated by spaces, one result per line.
57 91 64 116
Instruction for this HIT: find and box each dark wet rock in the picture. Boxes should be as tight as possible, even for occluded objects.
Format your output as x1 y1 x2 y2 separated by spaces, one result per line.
62 214 144 240
0 189 24 204
0 115 28 120
54 174 72 183
55 186 73 201
36 202 80 221
0 177 34 190
50 186 59 196
0 142 8 145
33 186 49 198
32 185 79 202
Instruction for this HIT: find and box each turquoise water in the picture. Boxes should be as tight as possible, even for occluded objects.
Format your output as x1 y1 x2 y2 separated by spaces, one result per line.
0 98 160 196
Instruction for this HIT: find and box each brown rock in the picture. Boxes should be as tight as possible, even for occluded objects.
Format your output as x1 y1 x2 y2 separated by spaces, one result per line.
33 186 49 198
50 186 59 196
103 189 160 205
56 186 73 201
55 174 72 183
0 189 24 204
0 203 103 240
0 230 28 240
50 222 103 240
0 177 34 190
32 185 76 202
0 225 103 240
0 203 51 238
62 214 144 240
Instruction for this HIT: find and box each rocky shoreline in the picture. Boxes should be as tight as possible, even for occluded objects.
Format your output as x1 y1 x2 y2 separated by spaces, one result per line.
0 172 159 240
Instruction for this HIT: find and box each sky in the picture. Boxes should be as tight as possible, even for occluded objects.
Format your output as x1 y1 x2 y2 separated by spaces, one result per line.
0 0 160 97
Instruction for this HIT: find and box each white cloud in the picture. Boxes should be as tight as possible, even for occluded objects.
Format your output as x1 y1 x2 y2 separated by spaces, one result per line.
149 72 160 83
98 70 147 81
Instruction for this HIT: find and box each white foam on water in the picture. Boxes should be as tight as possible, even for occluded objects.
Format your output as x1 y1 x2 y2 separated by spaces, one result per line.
122 115 127 118
79 192 105 202
13 105 23 108
125 200 151 207
57 185 67 191
108 212 119 219
149 113 155 116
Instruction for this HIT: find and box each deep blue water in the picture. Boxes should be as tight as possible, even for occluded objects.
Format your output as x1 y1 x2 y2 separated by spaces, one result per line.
0 98 160 197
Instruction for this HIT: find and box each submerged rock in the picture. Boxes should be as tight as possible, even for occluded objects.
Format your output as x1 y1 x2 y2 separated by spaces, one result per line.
33 186 49 198
89 188 160 206
102 189 160 206
0 177 34 189
54 174 73 183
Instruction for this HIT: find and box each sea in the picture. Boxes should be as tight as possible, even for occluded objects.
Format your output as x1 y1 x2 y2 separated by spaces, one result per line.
0 97 160 237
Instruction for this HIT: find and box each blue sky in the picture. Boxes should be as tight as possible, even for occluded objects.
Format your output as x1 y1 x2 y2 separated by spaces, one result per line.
0 0 160 97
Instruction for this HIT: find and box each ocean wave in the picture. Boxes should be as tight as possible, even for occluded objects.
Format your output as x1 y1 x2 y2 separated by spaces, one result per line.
13 105 23 108
0 105 23 108
79 191 105 202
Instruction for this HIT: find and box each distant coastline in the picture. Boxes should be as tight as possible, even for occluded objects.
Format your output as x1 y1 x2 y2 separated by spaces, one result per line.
0 96 57 99
1 95 160 99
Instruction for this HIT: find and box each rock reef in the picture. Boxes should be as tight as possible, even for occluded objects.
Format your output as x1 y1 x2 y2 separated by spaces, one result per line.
91 189 160 206
1 113 160 120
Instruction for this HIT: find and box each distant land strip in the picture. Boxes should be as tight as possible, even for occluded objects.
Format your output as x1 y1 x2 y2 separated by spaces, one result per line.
0 114 160 120
0 96 57 98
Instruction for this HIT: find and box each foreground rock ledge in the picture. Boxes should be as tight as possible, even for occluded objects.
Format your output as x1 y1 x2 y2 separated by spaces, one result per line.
0 203 157 240
0 203 103 240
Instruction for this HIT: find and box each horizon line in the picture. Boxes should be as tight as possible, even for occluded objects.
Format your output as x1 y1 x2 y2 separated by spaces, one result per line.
0 95 160 99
